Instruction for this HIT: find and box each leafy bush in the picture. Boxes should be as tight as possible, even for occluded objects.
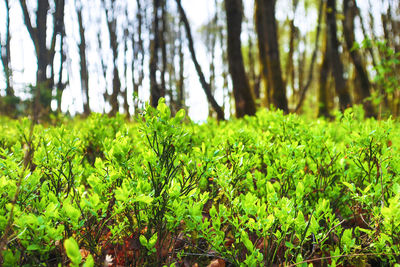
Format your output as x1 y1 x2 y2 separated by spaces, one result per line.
0 101 399 266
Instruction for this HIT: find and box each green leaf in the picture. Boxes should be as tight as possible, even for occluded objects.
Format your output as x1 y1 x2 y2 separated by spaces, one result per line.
174 109 186 122
241 230 254 252
342 182 355 192
157 100 170 119
139 235 148 247
83 254 94 267
64 237 82 266
115 186 129 202
133 194 153 204
149 232 158 248
27 244 40 251
285 241 295 249
64 203 81 223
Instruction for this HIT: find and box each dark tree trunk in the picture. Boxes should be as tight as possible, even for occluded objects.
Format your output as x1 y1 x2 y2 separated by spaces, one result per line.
248 36 260 100
255 0 270 105
0 0 17 115
286 18 296 97
76 0 90 116
19 0 65 121
326 0 352 112
176 0 225 120
206 10 218 118
256 0 288 113
224 0 256 117
103 0 121 116
36 0 50 91
176 22 185 111
318 32 331 118
217 1 230 115
1 0 12 96
286 0 299 100
53 0 66 113
150 0 162 107
343 0 375 117
160 1 167 102
123 22 130 118
133 0 145 116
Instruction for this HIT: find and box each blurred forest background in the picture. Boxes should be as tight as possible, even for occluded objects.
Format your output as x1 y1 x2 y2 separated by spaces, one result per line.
0 0 399 122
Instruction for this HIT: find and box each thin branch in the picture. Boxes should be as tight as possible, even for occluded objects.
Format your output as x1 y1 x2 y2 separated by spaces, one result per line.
287 252 400 267
175 0 225 120
18 0 37 45
294 0 323 112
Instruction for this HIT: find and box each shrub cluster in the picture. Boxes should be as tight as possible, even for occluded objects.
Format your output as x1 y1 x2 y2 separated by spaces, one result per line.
0 101 399 266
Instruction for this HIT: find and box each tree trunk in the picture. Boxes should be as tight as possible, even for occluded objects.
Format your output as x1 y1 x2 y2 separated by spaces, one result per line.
256 0 288 113
255 0 270 105
318 31 331 118
150 0 162 107
224 0 256 117
207 9 218 118
248 36 260 100
36 0 50 95
160 1 167 102
123 29 130 118
286 0 299 100
133 0 145 116
0 0 17 115
356 5 377 68
19 0 65 121
53 0 66 113
76 0 90 116
295 0 323 112
326 0 352 112
103 0 121 116
343 0 375 117
175 0 225 120
286 18 296 98
176 22 185 111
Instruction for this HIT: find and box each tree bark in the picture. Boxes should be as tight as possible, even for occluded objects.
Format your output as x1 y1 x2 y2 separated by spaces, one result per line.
149 0 162 107
103 0 121 116
286 18 296 97
255 0 270 105
53 0 66 113
248 36 260 100
224 0 256 117
19 0 65 120
326 0 352 112
133 0 145 116
285 0 299 101
0 0 17 115
76 0 90 115
343 0 375 117
256 0 288 113
177 21 185 111
206 10 218 117
160 1 167 102
295 0 323 112
318 31 331 118
175 0 225 120
123 26 130 118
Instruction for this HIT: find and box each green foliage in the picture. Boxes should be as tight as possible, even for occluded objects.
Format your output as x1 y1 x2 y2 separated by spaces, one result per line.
358 39 400 117
64 237 94 267
0 101 399 266
64 237 82 266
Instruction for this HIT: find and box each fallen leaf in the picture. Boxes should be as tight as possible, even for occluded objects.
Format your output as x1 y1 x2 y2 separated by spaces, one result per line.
207 258 225 267
80 248 90 259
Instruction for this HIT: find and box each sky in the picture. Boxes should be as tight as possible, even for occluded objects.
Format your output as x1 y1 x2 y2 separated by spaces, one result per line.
0 0 385 122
